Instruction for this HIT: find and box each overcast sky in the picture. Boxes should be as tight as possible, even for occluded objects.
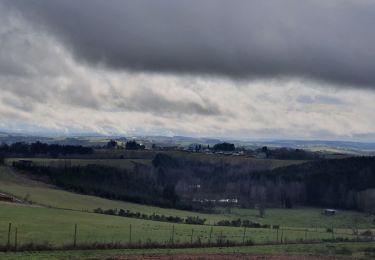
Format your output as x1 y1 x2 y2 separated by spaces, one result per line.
1 0 375 140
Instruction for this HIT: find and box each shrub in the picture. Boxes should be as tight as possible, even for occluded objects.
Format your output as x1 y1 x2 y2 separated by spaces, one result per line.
334 247 352 255
185 216 205 225
93 208 104 214
361 230 373 237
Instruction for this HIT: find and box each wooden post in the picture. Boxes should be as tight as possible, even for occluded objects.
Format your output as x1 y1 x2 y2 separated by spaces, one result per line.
73 224 77 247
129 224 132 244
280 229 284 244
209 227 213 245
7 223 11 248
171 225 175 244
191 228 194 244
220 230 223 245
276 228 279 243
14 228 18 250
242 227 247 245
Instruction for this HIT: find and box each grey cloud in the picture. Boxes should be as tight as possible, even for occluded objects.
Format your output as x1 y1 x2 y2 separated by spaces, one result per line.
5 0 375 88
297 95 344 105
2 96 35 112
60 84 101 109
114 88 222 116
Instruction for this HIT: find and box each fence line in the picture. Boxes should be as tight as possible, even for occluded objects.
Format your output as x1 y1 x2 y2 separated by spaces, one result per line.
2 223 374 251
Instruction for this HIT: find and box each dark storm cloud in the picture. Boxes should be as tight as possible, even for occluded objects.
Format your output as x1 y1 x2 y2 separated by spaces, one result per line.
5 0 375 88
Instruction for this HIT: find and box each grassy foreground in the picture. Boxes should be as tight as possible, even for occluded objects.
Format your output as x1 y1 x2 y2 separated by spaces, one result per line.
0 242 375 259
1 203 353 247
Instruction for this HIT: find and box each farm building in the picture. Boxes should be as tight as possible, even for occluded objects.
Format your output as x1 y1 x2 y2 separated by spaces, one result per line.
324 209 337 216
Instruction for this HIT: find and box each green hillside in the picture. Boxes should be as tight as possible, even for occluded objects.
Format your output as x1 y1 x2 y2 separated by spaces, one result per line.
0 166 374 229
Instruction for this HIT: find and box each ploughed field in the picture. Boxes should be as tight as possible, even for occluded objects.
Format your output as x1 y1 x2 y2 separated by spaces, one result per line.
1 242 375 259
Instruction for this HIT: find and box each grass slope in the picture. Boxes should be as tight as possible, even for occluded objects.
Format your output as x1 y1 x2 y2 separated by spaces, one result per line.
0 166 374 229
0 203 344 247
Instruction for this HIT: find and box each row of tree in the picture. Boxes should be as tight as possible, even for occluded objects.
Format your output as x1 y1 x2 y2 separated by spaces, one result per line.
256 146 321 160
10 147 375 213
106 140 145 150
0 142 93 157
93 208 206 225
12 162 192 210
151 153 375 212
216 219 274 229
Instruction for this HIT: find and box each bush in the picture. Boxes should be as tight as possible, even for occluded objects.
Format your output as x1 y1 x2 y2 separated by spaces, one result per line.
93 208 104 214
103 209 117 215
185 216 206 225
334 247 352 255
216 220 231 226
361 230 373 237
230 218 242 227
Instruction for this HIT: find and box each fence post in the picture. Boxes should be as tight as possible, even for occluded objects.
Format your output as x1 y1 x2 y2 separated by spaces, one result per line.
73 224 77 247
7 223 11 248
276 228 279 243
14 228 18 250
191 229 194 244
209 227 213 245
280 229 284 244
171 225 175 244
129 224 132 244
242 227 247 245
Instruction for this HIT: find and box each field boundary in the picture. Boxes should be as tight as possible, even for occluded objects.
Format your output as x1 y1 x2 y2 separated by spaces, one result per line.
1 236 374 253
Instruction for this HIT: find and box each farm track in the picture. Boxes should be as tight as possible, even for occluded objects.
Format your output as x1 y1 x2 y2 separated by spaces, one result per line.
114 255 348 260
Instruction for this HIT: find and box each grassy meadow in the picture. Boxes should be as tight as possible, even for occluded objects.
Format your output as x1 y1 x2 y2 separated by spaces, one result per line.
0 203 364 247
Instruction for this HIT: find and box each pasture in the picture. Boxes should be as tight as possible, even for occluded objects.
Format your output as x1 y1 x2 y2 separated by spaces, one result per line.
0 203 367 247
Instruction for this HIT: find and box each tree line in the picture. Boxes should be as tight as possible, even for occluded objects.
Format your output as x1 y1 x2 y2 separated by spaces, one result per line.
12 162 192 210
152 154 375 212
93 208 206 225
0 142 93 157
11 150 375 213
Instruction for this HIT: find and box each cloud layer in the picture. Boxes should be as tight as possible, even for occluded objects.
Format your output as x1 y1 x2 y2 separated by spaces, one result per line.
6 0 375 88
1 1 375 140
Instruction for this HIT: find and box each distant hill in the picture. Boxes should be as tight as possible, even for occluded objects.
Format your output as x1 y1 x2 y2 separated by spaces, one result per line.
1 132 375 154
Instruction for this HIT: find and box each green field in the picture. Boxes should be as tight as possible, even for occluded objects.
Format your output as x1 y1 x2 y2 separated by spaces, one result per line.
0 203 367 248
5 150 304 171
5 158 152 170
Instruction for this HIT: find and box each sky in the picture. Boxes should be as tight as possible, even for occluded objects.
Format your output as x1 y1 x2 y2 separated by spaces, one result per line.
1 0 375 140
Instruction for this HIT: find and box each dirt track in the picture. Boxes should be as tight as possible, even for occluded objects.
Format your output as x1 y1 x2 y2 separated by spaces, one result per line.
114 255 348 260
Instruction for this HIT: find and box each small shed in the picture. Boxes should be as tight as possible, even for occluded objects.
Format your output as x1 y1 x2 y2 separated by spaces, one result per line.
324 209 336 216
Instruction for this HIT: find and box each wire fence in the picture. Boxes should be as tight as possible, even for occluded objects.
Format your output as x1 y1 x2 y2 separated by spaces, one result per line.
2 222 374 252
